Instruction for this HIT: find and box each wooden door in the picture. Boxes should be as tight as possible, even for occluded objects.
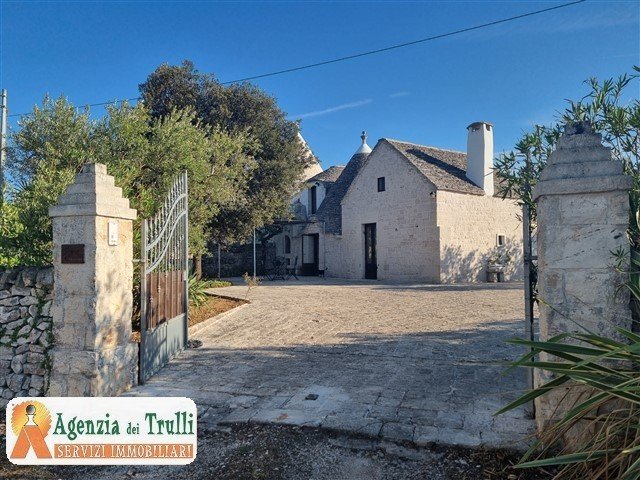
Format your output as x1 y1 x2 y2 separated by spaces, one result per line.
364 223 377 279
301 234 319 275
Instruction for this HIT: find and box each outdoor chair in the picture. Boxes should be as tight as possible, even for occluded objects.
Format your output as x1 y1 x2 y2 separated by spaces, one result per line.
265 256 286 281
285 256 299 280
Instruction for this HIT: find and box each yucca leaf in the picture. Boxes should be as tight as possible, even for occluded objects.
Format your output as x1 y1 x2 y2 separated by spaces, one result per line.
622 463 640 480
508 338 608 356
575 333 627 349
516 450 615 468
495 376 569 415
622 445 640 455
616 327 640 344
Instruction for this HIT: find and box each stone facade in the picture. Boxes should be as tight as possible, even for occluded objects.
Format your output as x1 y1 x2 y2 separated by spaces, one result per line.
339 141 440 281
0 266 54 407
48 163 138 397
272 124 523 283
304 141 522 282
437 191 522 282
533 122 633 430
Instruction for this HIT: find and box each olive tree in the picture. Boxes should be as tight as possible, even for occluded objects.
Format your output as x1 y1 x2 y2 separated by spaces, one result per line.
0 96 256 267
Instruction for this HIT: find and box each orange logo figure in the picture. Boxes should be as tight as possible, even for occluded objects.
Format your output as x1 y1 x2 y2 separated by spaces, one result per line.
10 401 52 459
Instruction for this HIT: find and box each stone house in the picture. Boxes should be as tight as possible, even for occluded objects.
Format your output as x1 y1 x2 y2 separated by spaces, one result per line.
273 122 523 282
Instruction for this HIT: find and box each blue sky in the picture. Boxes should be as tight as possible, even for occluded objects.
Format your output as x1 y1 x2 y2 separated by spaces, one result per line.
0 1 638 168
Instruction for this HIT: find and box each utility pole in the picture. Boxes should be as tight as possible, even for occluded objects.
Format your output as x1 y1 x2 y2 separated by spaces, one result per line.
253 229 257 280
0 89 7 203
217 244 221 279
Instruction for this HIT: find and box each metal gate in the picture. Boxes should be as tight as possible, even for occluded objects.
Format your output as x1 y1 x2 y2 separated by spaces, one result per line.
139 172 189 384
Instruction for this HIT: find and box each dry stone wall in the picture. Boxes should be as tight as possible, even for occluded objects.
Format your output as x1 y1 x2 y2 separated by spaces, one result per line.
0 267 54 407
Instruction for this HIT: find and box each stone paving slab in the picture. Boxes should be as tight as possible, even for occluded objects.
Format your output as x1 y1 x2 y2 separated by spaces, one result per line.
124 278 534 449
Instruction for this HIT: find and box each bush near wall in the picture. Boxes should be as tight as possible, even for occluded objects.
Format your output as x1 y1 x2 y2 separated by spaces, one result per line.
202 243 276 278
0 267 54 408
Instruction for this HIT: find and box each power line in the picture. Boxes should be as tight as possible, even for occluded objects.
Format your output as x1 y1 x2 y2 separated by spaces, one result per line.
7 96 141 118
7 0 586 119
220 0 586 84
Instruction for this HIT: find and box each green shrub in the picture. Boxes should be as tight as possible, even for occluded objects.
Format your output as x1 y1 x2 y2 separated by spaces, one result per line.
188 275 213 307
0 200 24 268
498 322 640 479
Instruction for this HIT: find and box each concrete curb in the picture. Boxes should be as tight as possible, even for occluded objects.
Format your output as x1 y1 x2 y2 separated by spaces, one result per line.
204 290 249 302
189 298 249 337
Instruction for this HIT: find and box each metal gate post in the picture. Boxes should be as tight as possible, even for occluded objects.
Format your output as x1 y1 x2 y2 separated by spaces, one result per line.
139 219 148 384
183 171 189 347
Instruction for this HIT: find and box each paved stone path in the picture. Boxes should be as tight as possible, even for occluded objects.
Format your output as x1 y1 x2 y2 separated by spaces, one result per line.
125 278 534 448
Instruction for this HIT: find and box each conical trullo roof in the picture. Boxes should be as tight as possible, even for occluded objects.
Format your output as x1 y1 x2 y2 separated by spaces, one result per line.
315 131 372 234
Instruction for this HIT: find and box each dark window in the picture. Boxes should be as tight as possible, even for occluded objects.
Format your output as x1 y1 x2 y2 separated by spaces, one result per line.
284 235 291 254
310 186 317 214
497 235 505 246
377 177 386 192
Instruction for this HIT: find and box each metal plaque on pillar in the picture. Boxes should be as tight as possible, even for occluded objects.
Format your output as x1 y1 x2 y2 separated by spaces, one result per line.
61 244 85 264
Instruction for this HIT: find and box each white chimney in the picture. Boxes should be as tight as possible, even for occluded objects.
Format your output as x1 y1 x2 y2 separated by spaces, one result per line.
466 121 494 196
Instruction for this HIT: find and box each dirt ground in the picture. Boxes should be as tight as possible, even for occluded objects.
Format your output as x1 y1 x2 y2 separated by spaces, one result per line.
188 295 245 327
0 423 554 480
131 294 242 342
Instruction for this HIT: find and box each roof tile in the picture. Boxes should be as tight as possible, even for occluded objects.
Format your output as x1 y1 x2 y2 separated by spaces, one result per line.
308 165 345 183
383 139 485 195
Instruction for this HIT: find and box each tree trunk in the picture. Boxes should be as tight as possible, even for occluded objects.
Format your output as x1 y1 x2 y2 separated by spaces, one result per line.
195 254 202 279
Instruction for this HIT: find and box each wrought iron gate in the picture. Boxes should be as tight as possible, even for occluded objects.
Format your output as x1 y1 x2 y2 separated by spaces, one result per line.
139 172 189 383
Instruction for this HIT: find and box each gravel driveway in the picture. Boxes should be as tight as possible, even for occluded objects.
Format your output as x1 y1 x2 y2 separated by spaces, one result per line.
125 278 534 448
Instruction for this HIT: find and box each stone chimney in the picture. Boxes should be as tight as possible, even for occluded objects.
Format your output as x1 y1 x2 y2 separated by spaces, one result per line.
466 121 494 196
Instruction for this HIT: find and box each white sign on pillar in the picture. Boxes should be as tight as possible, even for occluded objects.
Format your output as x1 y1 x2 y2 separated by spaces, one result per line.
108 220 119 246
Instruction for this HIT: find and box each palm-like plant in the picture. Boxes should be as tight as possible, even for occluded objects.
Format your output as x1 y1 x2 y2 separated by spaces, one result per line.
495 67 640 480
498 320 640 479
188 274 213 307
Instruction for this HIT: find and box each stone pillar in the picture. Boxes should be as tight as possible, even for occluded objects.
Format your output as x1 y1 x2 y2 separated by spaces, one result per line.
532 122 633 430
47 163 138 396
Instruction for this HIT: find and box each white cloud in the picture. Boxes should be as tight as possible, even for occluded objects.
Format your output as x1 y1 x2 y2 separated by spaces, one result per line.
291 98 373 119
389 91 410 99
456 3 639 41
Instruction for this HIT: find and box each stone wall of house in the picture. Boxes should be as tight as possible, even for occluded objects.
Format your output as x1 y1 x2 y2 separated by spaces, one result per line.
0 266 54 408
338 141 441 282
272 224 306 274
294 181 327 219
323 233 345 278
273 223 342 277
436 191 523 283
